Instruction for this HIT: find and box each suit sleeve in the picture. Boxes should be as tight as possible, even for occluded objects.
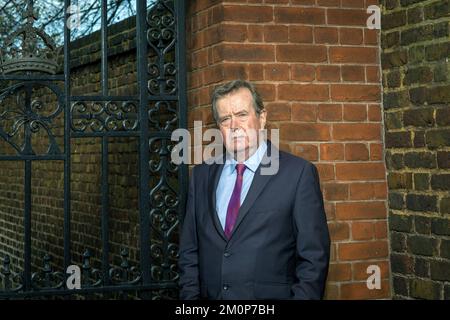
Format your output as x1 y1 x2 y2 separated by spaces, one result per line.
291 162 331 300
178 167 200 300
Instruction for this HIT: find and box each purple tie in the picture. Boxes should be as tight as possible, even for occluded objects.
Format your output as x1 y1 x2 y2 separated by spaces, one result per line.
224 163 247 239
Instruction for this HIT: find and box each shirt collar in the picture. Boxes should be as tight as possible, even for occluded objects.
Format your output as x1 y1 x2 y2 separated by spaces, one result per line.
225 140 268 174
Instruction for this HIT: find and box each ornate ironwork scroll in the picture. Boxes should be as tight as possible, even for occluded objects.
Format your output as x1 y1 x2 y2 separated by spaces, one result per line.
71 101 139 133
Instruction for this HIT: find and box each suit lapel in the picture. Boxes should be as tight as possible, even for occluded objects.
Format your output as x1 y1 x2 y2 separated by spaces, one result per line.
208 160 227 241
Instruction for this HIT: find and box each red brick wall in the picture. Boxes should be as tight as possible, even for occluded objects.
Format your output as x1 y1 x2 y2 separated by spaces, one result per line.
186 0 390 299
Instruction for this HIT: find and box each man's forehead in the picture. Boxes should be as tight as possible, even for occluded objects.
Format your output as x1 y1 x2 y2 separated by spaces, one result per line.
216 89 253 111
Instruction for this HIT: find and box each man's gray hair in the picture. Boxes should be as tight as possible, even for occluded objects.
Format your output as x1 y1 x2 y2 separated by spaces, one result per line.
211 80 265 123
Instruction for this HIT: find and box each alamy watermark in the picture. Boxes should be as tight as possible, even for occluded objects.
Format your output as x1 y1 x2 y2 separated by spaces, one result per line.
170 122 280 175
366 265 381 290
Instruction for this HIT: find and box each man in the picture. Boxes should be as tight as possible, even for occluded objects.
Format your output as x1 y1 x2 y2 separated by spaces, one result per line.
179 80 330 300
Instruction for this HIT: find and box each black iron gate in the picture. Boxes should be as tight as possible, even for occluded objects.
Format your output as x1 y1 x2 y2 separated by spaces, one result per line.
0 0 187 299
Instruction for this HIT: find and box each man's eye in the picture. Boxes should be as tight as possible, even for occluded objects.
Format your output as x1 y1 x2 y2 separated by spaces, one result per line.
237 113 248 118
220 117 231 124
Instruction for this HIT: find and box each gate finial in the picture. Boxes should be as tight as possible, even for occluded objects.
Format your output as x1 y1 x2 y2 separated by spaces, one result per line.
0 0 58 74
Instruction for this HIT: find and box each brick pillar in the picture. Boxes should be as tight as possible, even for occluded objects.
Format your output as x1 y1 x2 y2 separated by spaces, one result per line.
186 0 389 299
382 0 450 299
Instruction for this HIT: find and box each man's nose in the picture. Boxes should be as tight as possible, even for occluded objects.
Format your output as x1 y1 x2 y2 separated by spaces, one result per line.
230 115 239 129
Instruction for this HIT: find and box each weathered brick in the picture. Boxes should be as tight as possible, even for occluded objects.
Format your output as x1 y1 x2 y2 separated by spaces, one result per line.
339 241 388 260
424 0 450 19
339 27 363 45
279 123 331 141
289 26 313 43
389 213 413 232
436 108 450 126
440 197 450 214
414 257 430 277
437 151 450 169
343 104 367 121
430 174 450 191
320 143 344 160
328 222 350 241
407 234 438 256
426 129 450 149
407 6 423 24
441 239 450 259
404 152 436 168
382 10 407 30
431 217 450 236
408 45 425 64
390 231 407 252
401 24 434 46
385 151 404 170
430 260 450 281
388 172 413 190
404 66 433 85
277 45 327 62
382 50 408 68
391 253 414 274
382 31 400 49
331 84 380 102
278 84 329 101
333 123 381 140
290 144 319 161
427 85 450 104
264 25 288 43
389 192 404 210
425 42 450 61
223 5 273 23
386 70 401 88
345 143 369 161
403 108 434 127
433 21 450 39
316 66 340 82
414 173 429 191
336 201 387 220
385 111 403 129
409 86 427 105
414 215 431 234
383 90 409 109
315 27 339 44
330 47 378 63
410 279 442 300
275 7 325 24
413 131 426 148
393 276 409 297
291 103 317 122
327 8 368 26
445 285 450 300
385 131 412 148
406 194 438 212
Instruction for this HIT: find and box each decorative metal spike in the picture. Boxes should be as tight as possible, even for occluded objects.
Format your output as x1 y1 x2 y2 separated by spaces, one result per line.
2 255 11 290
2 255 10 275
120 248 129 269
82 249 91 271
43 254 51 273
43 254 52 288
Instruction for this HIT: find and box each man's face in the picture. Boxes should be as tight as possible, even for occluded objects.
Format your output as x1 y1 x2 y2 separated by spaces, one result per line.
215 88 266 160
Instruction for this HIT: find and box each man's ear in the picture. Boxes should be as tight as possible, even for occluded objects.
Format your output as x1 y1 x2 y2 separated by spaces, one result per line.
259 109 267 129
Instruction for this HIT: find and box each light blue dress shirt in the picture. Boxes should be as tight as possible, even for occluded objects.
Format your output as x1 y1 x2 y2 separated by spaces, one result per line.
215 141 268 230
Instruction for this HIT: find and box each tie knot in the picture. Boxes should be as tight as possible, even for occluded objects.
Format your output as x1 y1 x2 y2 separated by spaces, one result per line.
236 163 246 176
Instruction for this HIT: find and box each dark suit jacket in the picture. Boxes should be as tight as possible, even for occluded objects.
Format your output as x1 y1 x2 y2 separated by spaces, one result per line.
179 142 330 300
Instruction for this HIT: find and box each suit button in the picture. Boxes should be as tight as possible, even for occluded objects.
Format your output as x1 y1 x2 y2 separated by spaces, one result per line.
224 252 230 257
223 284 229 290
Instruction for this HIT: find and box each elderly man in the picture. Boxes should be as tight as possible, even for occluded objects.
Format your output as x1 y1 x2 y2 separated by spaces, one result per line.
179 80 330 300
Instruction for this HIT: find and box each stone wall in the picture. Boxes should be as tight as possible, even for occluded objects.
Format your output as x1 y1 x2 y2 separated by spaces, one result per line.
381 0 450 299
